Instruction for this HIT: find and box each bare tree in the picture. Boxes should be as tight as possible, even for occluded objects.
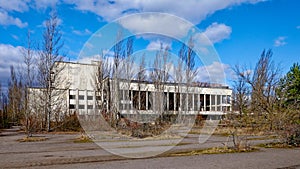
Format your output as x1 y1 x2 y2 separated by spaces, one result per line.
37 12 67 131
232 65 251 116
233 49 281 130
94 51 111 113
150 43 171 122
122 37 135 114
179 37 197 84
177 37 197 121
108 31 124 126
7 66 23 126
0 83 9 128
20 30 36 136
136 53 146 82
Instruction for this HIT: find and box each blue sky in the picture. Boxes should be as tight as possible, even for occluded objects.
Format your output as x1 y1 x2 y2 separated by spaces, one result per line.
0 0 299 87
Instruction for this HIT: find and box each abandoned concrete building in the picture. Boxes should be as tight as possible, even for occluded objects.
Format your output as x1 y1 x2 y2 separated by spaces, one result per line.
29 61 232 121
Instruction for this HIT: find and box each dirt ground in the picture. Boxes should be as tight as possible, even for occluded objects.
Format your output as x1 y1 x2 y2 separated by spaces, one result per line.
0 127 299 169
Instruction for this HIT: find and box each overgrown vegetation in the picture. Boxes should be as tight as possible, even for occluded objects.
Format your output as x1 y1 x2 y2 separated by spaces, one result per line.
18 136 48 142
170 146 258 157
73 133 93 143
231 49 300 147
0 11 80 136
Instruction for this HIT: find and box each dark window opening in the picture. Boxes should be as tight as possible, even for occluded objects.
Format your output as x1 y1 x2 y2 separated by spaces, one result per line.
176 93 180 111
69 95 76 99
148 92 152 110
69 104 75 109
140 91 146 110
169 92 174 111
206 95 210 111
78 105 85 109
87 105 93 109
79 95 84 100
133 90 139 110
200 94 204 111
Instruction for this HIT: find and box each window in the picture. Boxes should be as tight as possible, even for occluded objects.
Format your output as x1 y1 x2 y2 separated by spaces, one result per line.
87 96 93 100
69 104 75 109
87 105 93 109
211 95 216 106
78 105 85 109
148 92 152 110
175 93 180 111
169 92 174 111
182 93 187 111
217 95 221 105
194 94 198 111
78 95 84 100
200 94 204 111
69 95 76 99
140 91 146 110
132 90 139 109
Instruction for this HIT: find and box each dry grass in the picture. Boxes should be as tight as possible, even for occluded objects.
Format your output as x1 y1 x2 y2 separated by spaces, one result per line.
117 142 191 149
73 134 93 143
257 142 298 149
49 131 80 135
170 146 259 156
18 136 48 142
189 126 272 136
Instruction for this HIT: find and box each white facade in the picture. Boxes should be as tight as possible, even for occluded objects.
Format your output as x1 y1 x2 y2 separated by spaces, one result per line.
30 61 232 119
59 61 232 117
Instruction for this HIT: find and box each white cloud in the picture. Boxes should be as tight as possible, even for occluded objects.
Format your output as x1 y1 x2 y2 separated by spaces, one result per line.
274 36 287 47
62 0 261 49
119 13 193 39
146 40 171 51
64 0 266 23
203 22 232 44
0 10 28 28
194 22 232 46
0 0 30 28
0 44 24 84
72 28 92 36
34 0 60 9
0 0 30 12
0 0 59 11
196 62 233 84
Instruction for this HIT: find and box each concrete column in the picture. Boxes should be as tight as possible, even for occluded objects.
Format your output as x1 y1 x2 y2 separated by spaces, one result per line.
229 95 232 112
131 90 133 110
94 90 96 115
67 89 70 115
186 93 188 112
220 95 223 112
180 92 182 112
209 94 212 111
204 94 206 111
192 93 194 111
215 94 217 111
153 92 156 111
76 89 79 112
122 89 125 110
174 93 176 111
85 90 88 115
198 94 200 111
138 91 141 110
167 90 169 111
